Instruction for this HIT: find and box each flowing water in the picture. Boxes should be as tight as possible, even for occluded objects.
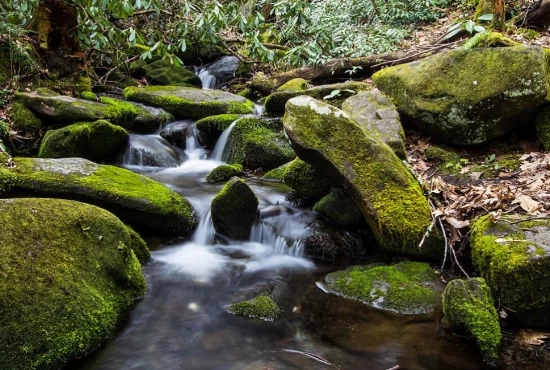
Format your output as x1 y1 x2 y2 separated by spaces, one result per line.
75 110 484 370
196 56 240 90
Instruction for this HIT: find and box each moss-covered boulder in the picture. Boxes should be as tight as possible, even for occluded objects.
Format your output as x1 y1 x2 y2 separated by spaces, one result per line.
211 177 258 240
313 188 363 227
16 89 172 133
38 120 128 162
205 164 243 183
443 278 501 366
372 46 550 145
463 32 518 50
471 215 550 327
342 91 406 159
195 113 242 145
225 117 295 171
325 262 438 314
284 96 438 258
277 78 308 92
141 59 202 87
123 85 255 119
0 198 146 370
283 158 331 199
265 82 371 116
10 102 42 138
0 157 197 236
250 72 277 96
227 295 281 322
536 107 550 151
262 161 292 182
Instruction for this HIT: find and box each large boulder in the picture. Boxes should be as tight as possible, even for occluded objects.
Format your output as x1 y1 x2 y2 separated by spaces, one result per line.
265 81 370 116
325 262 439 315
283 158 331 199
0 198 146 370
443 278 501 366
211 177 258 240
372 46 549 145
140 59 202 87
15 89 172 133
471 215 550 327
123 85 255 119
0 157 196 236
342 91 406 159
225 117 295 171
38 120 129 162
283 96 438 258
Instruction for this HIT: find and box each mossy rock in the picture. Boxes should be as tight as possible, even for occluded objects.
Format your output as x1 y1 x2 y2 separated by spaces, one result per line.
80 91 98 101
283 158 331 199
250 72 277 96
313 188 363 227
225 117 295 171
463 32 518 50
0 198 146 370
10 102 42 138
372 46 549 145
0 157 197 236
325 262 438 315
141 59 202 87
425 145 461 164
277 78 308 92
38 120 129 162
195 114 242 142
443 278 501 366
211 177 258 240
158 120 194 149
123 85 255 120
227 295 281 322
0 120 9 139
263 161 292 182
284 96 439 259
265 82 371 116
342 90 406 159
16 89 173 133
471 215 550 327
536 106 550 151
205 164 243 183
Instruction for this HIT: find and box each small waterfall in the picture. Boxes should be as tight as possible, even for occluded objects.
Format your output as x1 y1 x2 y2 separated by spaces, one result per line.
195 56 240 90
121 135 183 168
193 210 215 246
253 103 265 116
210 119 241 162
249 222 305 257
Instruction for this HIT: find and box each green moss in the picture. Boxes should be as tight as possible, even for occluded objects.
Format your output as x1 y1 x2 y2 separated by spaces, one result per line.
0 198 146 370
0 120 8 138
38 120 129 162
536 107 550 151
0 157 197 236
141 59 202 87
236 88 252 98
283 158 331 199
425 145 461 164
76 76 93 96
225 117 295 171
81 91 98 101
373 46 549 145
325 262 437 314
463 32 518 50
228 295 281 322
250 72 276 96
277 78 308 92
99 96 173 133
127 227 151 264
10 102 42 136
313 188 363 226
123 85 255 120
205 164 243 183
263 161 292 182
443 278 501 366
195 114 241 139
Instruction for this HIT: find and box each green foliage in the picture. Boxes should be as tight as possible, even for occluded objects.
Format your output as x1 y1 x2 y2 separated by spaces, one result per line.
444 14 493 40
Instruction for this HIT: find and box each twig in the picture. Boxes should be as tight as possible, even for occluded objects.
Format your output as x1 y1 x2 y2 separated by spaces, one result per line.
385 366 400 370
281 349 340 370
450 242 470 278
437 214 449 270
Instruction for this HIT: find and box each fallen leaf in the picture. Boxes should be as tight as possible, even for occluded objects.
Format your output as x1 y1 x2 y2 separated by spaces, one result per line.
446 217 470 228
513 194 540 214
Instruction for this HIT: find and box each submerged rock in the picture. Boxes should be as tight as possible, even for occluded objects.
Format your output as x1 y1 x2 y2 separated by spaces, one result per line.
225 117 295 171
0 157 196 236
325 261 438 315
0 198 146 370
284 96 439 259
38 120 128 162
313 188 363 227
471 215 550 327
265 81 371 115
283 158 331 199
372 46 549 145
16 89 172 133
443 278 501 366
205 164 243 183
123 85 255 119
227 295 281 322
342 90 406 159
140 59 202 87
211 177 258 240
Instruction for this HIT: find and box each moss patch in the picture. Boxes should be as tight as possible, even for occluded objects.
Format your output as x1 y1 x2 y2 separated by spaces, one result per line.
283 158 331 199
263 161 292 182
205 164 243 183
38 120 128 162
10 102 42 137
463 32 518 50
0 198 146 370
141 59 202 87
80 91 98 101
228 295 281 322
325 262 437 315
277 78 308 92
443 278 501 366
196 114 242 140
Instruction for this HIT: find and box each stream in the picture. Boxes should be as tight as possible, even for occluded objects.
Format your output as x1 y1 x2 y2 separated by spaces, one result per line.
71 59 484 370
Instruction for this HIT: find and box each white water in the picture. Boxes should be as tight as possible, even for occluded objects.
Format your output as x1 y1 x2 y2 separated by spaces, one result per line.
210 120 239 162
121 134 182 168
195 56 240 90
